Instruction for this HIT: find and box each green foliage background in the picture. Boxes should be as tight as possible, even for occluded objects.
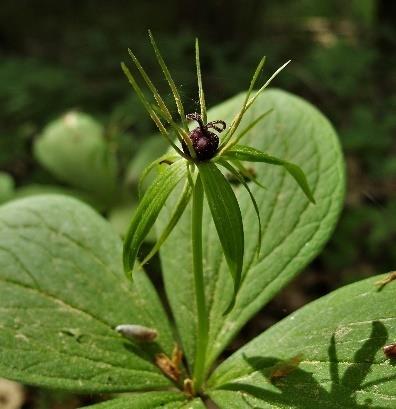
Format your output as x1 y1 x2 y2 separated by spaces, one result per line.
0 0 395 407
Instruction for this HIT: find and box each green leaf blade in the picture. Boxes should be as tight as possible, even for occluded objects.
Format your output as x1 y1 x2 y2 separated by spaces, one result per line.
0 195 175 392
123 160 187 277
197 162 244 309
159 89 345 373
34 112 118 206
224 144 316 203
208 275 396 408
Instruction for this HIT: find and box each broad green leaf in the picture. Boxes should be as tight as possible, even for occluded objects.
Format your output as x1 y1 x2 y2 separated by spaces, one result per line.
0 172 14 204
198 162 244 310
159 89 345 373
0 195 175 392
223 144 315 203
123 160 187 277
34 112 118 206
84 391 205 409
208 274 396 408
13 184 106 212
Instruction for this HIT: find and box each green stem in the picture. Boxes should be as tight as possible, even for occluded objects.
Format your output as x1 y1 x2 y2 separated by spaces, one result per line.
192 175 208 391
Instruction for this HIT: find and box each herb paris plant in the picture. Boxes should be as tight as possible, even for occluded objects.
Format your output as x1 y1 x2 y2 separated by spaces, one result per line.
0 34 394 409
121 32 315 391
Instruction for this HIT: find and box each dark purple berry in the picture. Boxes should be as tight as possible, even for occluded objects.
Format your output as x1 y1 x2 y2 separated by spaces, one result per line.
384 343 396 359
182 113 226 161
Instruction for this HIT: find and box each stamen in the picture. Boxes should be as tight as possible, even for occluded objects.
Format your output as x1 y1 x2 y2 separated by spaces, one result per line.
206 120 226 133
186 112 205 131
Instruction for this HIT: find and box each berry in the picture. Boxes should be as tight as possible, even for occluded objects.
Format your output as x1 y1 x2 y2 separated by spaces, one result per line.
182 113 226 161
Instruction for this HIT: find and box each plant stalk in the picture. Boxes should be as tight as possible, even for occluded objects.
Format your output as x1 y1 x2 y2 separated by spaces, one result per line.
192 175 208 391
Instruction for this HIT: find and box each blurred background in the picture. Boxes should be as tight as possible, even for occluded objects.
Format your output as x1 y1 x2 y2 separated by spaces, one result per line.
0 0 395 407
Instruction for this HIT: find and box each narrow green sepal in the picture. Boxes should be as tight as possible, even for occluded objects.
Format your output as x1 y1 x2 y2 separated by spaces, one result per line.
223 144 316 204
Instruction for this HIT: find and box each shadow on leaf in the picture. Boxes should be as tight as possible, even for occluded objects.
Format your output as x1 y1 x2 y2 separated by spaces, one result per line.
219 321 396 408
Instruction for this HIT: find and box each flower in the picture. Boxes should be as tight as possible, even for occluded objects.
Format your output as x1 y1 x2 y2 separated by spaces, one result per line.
121 31 315 310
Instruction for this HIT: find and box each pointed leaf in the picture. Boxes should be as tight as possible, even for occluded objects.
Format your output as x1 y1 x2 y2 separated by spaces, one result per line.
123 160 187 277
159 90 345 373
208 274 396 408
141 180 192 265
198 162 244 309
224 144 315 203
0 195 175 392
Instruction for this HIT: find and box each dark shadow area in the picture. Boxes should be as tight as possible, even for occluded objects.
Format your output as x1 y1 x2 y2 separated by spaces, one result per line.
219 321 396 408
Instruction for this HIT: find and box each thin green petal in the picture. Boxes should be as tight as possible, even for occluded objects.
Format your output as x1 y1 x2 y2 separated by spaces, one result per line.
224 144 316 203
